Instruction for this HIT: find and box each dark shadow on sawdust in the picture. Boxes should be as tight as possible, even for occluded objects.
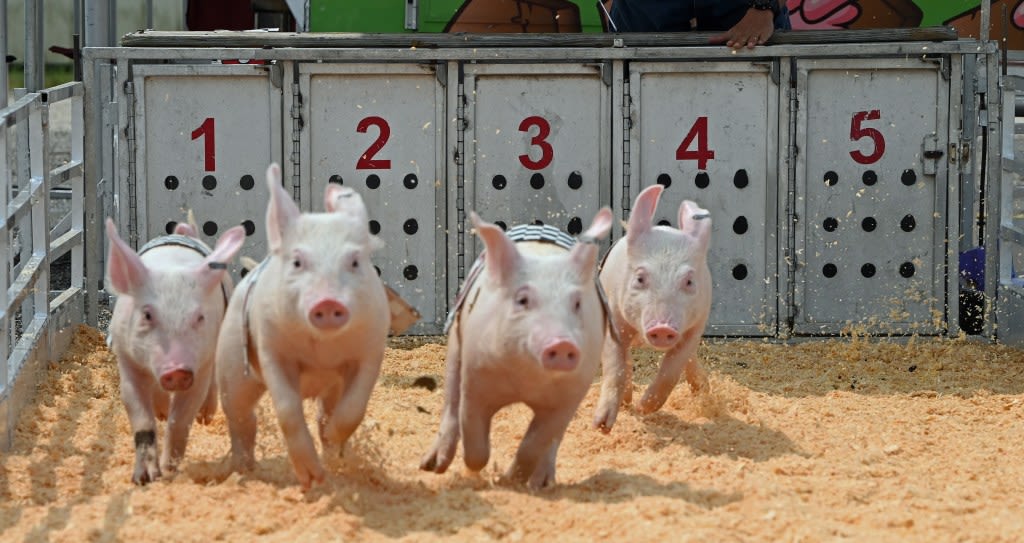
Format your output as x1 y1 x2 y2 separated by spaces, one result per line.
638 410 806 461
544 469 742 509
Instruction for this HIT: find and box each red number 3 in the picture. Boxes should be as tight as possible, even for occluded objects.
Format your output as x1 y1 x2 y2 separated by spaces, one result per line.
518 116 554 170
849 110 885 165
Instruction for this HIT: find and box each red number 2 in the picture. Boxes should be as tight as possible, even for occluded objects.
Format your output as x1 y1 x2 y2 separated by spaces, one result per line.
676 116 716 170
849 110 885 165
518 116 554 170
191 117 215 172
356 116 392 170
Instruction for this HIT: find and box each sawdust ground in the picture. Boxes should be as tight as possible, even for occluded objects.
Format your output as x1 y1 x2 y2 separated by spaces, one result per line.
2 325 1023 542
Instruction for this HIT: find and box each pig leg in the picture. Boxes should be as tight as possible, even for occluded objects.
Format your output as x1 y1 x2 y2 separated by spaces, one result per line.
319 352 384 451
593 325 637 433
506 405 577 488
529 437 562 489
638 327 706 414
260 353 325 489
119 361 161 485
153 390 170 421
161 367 213 474
420 331 463 473
460 390 499 473
218 352 266 473
196 375 218 425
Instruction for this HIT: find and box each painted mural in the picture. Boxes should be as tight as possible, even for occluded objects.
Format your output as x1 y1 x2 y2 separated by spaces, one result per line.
308 0 1024 48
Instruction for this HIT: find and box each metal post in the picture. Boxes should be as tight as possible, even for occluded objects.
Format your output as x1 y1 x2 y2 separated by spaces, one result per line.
146 0 154 29
1 0 7 109
81 53 100 327
85 0 115 48
24 0 45 91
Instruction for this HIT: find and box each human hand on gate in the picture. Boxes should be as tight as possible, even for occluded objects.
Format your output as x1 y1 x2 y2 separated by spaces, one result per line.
709 7 776 50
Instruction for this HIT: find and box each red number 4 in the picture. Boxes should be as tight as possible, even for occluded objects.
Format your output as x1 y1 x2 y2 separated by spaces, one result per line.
849 110 885 165
676 116 715 170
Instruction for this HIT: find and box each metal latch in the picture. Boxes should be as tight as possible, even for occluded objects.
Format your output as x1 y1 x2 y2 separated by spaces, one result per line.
921 133 943 175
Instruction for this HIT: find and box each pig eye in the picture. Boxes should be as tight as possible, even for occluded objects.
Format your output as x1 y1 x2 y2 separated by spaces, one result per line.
292 258 302 269
514 287 531 309
633 268 649 290
573 299 581 313
196 314 205 325
351 256 360 269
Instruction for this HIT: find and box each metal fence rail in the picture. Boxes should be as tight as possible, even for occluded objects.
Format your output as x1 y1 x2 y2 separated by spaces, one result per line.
1 81 87 450
999 75 1024 347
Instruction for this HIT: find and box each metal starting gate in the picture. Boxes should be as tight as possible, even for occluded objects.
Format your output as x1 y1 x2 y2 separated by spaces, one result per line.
82 29 1014 339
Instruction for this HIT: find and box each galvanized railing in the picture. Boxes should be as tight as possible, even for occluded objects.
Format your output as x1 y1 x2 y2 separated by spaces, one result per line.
1 81 87 449
999 74 1024 346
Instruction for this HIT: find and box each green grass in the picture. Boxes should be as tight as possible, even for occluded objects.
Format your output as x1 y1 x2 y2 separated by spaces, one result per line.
6 64 76 91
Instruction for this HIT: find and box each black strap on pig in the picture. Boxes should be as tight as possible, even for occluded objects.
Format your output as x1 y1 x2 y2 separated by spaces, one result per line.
444 223 620 344
138 234 230 307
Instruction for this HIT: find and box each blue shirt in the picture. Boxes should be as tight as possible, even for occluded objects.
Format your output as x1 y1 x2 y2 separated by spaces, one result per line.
609 0 791 32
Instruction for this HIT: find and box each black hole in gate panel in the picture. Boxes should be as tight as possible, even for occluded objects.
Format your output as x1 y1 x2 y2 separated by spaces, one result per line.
900 262 916 278
403 265 419 281
240 174 255 190
657 174 672 188
366 175 381 189
240 267 250 278
403 218 419 235
823 217 838 232
733 216 748 234
329 174 344 185
861 263 876 278
374 265 382 277
165 221 177 235
533 219 544 226
657 219 671 227
567 217 583 235
203 221 218 236
733 169 749 189
568 171 583 190
901 214 917 232
202 175 217 191
823 263 838 278
530 173 545 190
862 170 877 186
732 264 748 280
694 172 710 189
242 220 256 236
823 171 839 187
495 221 507 231
901 169 917 186
404 174 418 190
492 175 507 190
164 175 179 190
861 217 877 232
369 220 381 235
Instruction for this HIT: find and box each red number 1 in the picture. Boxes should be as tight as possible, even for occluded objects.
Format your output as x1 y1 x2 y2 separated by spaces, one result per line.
191 117 215 172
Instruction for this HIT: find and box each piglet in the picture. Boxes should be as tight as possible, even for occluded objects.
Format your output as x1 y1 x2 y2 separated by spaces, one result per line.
593 184 712 433
216 163 390 489
105 217 245 484
420 208 612 489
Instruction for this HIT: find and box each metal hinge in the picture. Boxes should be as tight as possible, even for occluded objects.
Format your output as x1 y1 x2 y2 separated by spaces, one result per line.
784 71 800 334
124 80 139 248
621 74 632 216
455 67 467 282
290 82 303 200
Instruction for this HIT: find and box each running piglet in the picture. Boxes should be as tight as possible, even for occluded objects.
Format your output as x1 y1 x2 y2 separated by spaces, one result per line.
216 163 391 489
592 184 712 433
105 217 245 484
420 208 612 489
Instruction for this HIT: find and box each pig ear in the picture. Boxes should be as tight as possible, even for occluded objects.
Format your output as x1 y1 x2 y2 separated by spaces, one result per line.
265 162 300 253
105 217 150 296
569 207 613 279
324 183 370 224
195 225 246 292
627 184 663 244
678 200 712 251
470 211 521 287
173 208 200 238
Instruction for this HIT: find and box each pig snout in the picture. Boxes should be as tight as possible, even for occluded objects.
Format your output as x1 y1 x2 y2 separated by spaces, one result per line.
540 339 581 371
160 368 194 391
645 324 681 350
308 298 350 331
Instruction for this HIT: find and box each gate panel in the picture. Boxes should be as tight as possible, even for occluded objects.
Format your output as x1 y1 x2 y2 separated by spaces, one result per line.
131 65 282 278
299 64 446 334
626 62 782 336
461 63 611 263
794 58 950 335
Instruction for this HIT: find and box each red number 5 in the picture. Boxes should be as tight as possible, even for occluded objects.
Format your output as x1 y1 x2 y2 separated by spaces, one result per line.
518 116 554 170
849 110 885 165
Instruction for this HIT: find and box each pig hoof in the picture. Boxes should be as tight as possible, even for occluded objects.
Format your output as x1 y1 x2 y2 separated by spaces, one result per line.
419 451 451 474
592 405 618 434
132 465 161 485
